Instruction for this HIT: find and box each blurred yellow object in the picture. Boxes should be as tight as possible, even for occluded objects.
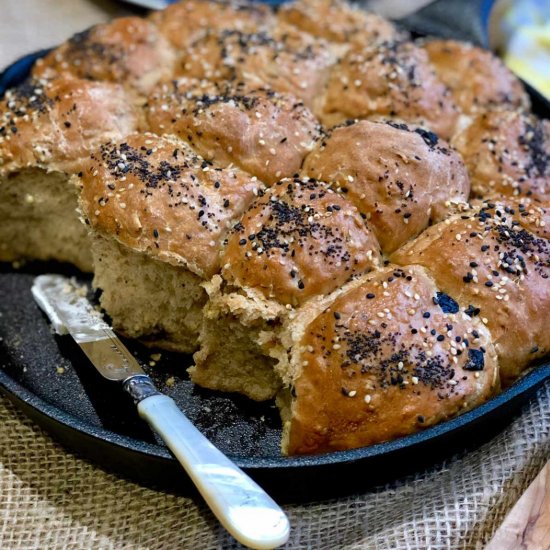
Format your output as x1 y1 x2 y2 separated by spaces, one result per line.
505 23 550 98
497 0 550 100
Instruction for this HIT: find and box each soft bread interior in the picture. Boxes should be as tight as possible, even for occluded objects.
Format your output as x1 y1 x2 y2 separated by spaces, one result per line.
190 275 284 401
0 168 92 271
191 307 281 401
91 234 205 353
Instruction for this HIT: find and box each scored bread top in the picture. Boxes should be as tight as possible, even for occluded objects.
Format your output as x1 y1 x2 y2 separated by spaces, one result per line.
391 198 550 382
451 110 550 200
176 26 334 109
32 17 176 96
278 0 403 45
302 119 470 253
79 133 263 278
221 176 381 306
0 77 139 175
285 264 498 455
149 0 275 50
145 79 321 184
424 39 530 115
316 39 460 139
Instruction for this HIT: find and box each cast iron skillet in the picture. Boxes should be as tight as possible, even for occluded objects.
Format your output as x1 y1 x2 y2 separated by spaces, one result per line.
0 0 549 502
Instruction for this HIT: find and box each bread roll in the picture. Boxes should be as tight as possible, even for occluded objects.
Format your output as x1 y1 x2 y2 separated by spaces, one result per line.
145 79 321 184
33 17 176 96
176 26 334 109
451 110 550 200
424 39 530 116
316 40 459 139
277 265 498 455
220 176 381 305
0 77 139 270
302 119 470 252
79 132 263 350
391 198 550 383
279 0 403 45
150 0 274 49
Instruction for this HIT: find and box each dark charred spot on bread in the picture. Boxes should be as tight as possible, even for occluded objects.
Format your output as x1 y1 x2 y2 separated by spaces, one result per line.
463 348 485 371
414 127 438 148
434 292 459 314
464 305 481 317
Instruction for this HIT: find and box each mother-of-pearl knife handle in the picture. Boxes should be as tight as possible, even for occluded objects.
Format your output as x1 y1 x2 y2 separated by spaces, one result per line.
124 376 290 550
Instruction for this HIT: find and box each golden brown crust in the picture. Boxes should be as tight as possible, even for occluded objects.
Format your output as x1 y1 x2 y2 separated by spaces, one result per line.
316 40 459 139
424 39 530 115
278 0 403 45
145 79 321 184
451 110 550 200
391 198 550 382
32 17 176 96
149 0 274 49
286 265 498 455
79 133 263 278
302 119 470 253
221 176 381 306
0 77 139 175
176 26 334 109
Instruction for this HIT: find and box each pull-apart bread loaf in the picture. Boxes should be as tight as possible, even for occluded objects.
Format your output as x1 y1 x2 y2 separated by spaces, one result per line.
2 0 549 456
0 77 139 270
78 133 262 352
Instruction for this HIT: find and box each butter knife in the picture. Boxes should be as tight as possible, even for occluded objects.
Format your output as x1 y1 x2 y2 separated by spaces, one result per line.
31 274 290 550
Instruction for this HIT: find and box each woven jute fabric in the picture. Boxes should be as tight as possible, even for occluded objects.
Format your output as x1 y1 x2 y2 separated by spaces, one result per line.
1 382 549 549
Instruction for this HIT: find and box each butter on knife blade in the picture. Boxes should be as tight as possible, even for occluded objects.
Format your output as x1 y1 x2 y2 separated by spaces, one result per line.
31 274 144 382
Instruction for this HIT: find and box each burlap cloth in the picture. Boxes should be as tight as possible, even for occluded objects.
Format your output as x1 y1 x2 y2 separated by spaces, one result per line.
1 1 549 548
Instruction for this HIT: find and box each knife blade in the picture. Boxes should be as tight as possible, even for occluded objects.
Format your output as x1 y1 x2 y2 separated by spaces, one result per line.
32 274 144 381
31 274 290 550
